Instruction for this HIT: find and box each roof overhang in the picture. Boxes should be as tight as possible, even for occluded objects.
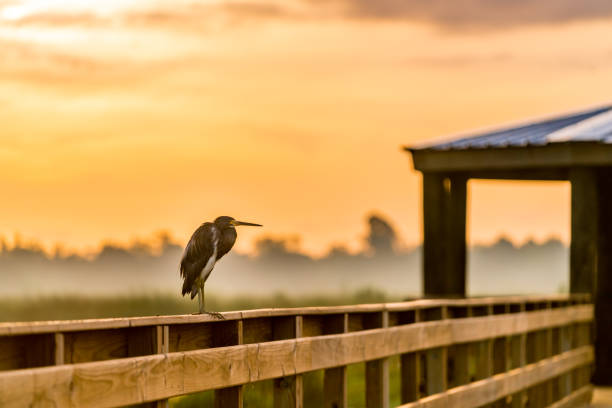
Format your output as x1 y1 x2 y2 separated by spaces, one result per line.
405 142 612 176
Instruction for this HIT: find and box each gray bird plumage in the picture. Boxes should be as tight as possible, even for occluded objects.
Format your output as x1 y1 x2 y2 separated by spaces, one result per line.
179 216 261 316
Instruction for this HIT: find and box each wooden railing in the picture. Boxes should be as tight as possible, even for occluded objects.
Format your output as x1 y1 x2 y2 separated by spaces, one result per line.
0 294 593 408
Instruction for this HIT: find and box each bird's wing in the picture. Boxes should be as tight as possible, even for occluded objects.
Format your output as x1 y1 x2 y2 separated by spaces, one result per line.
180 223 219 297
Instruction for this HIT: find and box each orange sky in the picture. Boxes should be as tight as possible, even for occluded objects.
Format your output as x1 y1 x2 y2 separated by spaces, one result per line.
1 0 610 255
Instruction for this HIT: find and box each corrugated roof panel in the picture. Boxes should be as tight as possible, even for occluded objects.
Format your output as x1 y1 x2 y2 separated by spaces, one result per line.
412 105 612 151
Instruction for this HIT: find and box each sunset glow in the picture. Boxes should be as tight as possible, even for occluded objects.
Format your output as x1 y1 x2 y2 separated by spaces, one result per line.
1 0 611 255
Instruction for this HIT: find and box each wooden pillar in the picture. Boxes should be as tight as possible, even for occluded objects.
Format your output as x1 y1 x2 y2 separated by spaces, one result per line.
595 169 612 384
569 168 598 296
422 173 467 297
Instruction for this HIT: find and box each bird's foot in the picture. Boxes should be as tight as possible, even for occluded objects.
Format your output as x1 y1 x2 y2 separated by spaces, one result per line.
193 310 225 319
204 311 225 320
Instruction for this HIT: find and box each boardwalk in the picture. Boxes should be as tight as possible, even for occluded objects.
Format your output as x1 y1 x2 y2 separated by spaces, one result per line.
0 295 595 407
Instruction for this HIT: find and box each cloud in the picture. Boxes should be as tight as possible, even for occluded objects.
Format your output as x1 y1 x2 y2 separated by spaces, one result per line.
0 1 291 30
319 0 612 29
4 0 611 32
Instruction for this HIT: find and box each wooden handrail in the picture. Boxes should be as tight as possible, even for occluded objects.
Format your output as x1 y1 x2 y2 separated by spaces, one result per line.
0 302 593 408
0 294 590 336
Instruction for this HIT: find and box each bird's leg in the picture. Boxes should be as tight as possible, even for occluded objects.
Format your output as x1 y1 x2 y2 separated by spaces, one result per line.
196 286 203 314
198 282 205 314
201 282 225 320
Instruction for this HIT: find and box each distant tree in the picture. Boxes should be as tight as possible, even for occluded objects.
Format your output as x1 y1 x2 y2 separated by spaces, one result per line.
366 214 397 256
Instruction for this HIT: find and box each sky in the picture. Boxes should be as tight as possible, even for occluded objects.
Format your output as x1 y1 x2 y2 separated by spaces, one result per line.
1 0 611 256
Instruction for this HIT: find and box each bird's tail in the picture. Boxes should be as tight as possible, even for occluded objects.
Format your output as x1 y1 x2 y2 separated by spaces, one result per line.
181 278 198 299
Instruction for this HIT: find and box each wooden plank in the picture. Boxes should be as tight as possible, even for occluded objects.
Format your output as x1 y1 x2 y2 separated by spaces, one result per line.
365 312 389 408
0 322 594 408
323 314 348 408
422 174 466 297
548 385 593 408
274 316 303 408
396 348 593 408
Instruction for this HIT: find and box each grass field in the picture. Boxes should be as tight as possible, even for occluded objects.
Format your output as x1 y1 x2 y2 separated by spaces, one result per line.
0 288 396 322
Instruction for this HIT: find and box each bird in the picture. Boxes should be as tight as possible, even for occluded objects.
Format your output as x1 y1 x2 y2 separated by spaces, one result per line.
180 216 262 317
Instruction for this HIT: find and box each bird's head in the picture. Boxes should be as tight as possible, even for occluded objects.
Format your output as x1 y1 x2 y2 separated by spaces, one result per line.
214 216 262 230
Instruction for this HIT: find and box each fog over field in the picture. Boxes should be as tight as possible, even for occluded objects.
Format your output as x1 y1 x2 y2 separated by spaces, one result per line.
0 214 568 298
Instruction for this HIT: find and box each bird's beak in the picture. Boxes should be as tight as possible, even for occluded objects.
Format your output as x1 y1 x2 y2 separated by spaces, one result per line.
231 220 262 227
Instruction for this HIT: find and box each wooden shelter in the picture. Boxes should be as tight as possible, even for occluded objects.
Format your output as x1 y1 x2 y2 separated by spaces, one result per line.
405 104 612 384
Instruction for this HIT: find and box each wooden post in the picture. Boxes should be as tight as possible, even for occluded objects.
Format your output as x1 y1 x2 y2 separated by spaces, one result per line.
570 168 598 296
400 309 421 403
323 314 349 408
274 316 303 408
595 169 612 384
215 320 244 408
422 173 467 297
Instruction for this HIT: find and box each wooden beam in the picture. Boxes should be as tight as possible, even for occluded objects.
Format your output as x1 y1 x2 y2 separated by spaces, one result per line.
422 174 466 297
397 349 593 408
570 168 598 295
0 295 587 337
408 142 612 173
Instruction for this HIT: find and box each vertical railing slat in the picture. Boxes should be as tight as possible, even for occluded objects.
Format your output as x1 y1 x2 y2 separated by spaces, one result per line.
425 307 448 396
215 320 244 408
274 316 303 408
323 314 349 408
365 311 389 408
400 309 422 403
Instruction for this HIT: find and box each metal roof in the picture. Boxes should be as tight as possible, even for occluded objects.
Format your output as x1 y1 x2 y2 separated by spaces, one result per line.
410 105 612 151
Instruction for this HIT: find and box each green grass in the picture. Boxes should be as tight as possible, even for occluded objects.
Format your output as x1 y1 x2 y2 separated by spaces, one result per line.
0 288 396 322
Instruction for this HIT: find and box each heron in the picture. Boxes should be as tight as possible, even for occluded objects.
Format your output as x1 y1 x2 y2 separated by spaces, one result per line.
180 216 262 317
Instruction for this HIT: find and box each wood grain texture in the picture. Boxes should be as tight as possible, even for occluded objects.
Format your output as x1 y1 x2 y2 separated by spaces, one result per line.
397 347 593 408
0 306 592 408
0 295 590 337
214 320 243 408
274 316 303 408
